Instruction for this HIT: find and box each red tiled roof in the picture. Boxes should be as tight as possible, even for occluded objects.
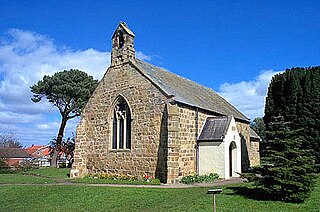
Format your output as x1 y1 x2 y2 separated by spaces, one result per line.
25 145 51 157
25 145 44 154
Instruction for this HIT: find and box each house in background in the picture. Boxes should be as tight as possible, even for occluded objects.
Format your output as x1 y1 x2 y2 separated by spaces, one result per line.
71 22 260 183
25 145 51 167
0 148 31 167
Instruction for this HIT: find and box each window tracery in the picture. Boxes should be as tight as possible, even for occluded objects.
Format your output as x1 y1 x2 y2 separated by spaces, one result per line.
112 96 131 150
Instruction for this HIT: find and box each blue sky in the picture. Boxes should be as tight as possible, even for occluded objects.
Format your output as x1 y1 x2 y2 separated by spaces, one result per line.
0 0 319 146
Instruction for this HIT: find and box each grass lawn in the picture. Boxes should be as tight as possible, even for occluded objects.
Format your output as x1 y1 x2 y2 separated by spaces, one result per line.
0 167 70 184
0 175 319 211
23 167 71 179
0 174 58 184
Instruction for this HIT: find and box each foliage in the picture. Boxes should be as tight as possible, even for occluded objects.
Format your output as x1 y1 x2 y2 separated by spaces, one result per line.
72 177 161 185
0 131 23 148
250 116 316 202
1 177 319 211
83 173 161 185
18 160 34 170
0 161 33 174
250 117 266 142
254 66 320 202
88 172 138 181
143 173 154 182
0 158 12 173
30 69 98 167
264 66 320 164
150 178 161 185
0 158 7 167
181 173 219 184
49 135 75 168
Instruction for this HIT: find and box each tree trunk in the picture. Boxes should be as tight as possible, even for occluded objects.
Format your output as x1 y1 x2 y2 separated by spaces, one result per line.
51 116 68 167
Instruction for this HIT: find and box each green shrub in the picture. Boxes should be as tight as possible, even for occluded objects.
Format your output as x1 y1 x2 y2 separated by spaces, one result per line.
314 164 320 173
150 178 161 185
0 168 16 174
0 158 7 167
181 173 219 184
85 173 161 185
88 173 138 181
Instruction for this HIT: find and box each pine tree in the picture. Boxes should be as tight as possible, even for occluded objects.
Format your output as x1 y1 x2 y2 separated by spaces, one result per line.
31 69 98 167
254 116 315 202
250 66 320 203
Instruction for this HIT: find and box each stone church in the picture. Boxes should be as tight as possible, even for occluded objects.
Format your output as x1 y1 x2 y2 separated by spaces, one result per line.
71 22 260 183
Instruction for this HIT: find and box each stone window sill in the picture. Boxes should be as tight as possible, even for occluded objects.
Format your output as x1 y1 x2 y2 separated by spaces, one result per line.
109 149 131 153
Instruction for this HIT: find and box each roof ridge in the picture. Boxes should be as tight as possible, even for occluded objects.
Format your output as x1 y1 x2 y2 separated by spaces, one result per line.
134 59 249 122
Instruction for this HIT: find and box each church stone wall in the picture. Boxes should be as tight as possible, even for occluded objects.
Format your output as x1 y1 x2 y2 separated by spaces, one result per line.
71 62 167 179
175 104 259 181
236 122 260 170
249 140 260 166
175 104 215 181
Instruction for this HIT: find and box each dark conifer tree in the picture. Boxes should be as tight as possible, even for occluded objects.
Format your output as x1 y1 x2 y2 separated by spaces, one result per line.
264 66 320 164
254 116 315 202
250 66 319 202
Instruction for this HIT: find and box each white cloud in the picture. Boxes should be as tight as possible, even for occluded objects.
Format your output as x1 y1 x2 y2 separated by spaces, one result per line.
0 29 276 145
0 111 42 124
219 70 280 120
136 51 151 61
0 29 110 146
0 29 152 146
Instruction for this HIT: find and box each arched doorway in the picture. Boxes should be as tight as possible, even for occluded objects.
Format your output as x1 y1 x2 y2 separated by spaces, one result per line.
229 141 237 177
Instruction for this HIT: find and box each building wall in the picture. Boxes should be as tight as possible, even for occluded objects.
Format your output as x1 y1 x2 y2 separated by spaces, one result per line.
71 62 260 183
223 117 241 179
249 140 260 166
198 117 242 179
176 104 259 180
198 141 225 176
236 122 260 170
175 104 212 180
71 62 168 179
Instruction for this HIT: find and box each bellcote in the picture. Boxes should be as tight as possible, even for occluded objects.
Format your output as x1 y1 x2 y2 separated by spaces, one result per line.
111 22 135 66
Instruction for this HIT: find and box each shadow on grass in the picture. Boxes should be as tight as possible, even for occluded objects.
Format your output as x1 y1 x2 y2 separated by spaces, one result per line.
226 185 274 201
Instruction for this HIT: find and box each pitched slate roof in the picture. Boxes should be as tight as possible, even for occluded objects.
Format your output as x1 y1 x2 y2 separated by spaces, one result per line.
249 128 261 141
0 148 31 158
198 116 231 141
134 59 249 122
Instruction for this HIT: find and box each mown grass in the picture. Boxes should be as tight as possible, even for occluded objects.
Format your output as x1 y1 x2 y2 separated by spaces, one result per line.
23 167 71 179
0 174 58 184
0 167 69 184
0 176 319 211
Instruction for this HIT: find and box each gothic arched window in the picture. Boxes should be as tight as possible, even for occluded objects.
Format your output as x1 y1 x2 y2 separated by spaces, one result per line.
112 96 131 150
